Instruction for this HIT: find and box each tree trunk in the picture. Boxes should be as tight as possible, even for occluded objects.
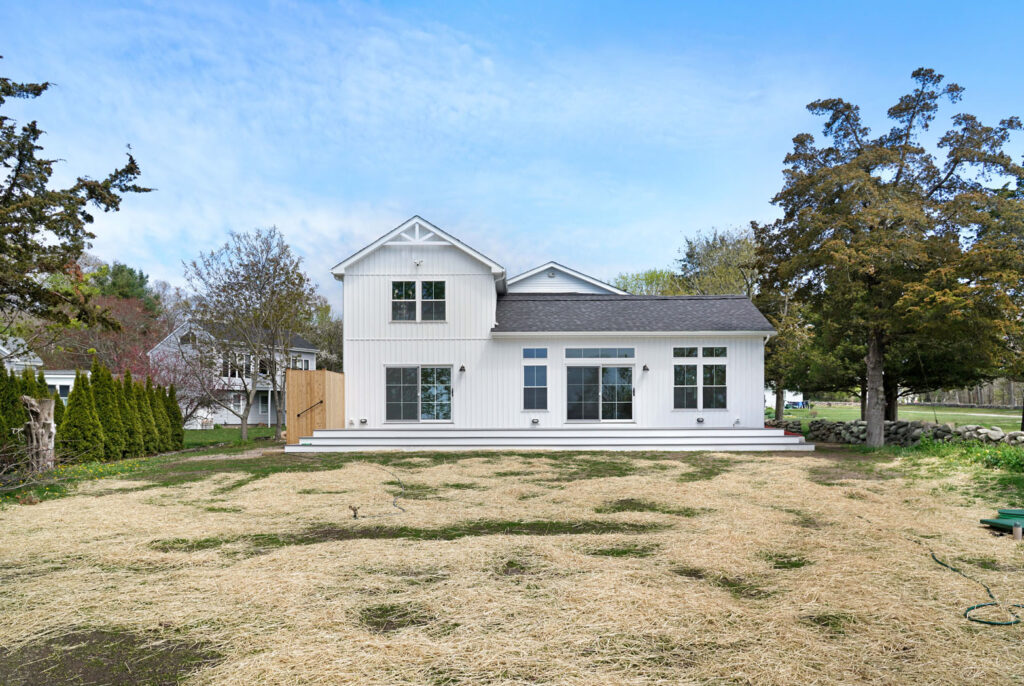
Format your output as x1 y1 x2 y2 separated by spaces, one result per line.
1020 388 1023 432
774 386 785 421
884 375 899 421
859 383 867 421
274 388 285 440
21 396 56 473
865 331 886 447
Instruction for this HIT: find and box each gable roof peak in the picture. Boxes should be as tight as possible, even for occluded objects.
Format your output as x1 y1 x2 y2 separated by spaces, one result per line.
507 261 627 295
330 216 506 283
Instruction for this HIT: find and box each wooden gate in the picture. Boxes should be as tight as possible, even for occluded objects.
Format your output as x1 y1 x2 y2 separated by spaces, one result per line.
285 369 345 445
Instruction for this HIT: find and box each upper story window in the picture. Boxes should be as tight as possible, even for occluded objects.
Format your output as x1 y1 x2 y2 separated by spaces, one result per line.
391 281 416 321
391 280 446 322
565 347 634 359
290 355 309 370
421 281 446 321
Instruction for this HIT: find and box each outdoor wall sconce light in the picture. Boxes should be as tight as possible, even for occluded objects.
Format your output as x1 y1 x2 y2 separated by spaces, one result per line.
696 417 705 424
531 418 540 424
359 418 368 425
642 364 649 372
459 364 466 372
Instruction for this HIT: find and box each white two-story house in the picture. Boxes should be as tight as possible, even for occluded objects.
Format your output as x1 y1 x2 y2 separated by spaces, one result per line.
150 325 319 429
288 216 810 451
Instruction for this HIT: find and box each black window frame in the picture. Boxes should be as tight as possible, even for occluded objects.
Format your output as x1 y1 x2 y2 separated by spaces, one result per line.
523 363 548 411
420 281 446 321
702 364 727 409
673 364 698 409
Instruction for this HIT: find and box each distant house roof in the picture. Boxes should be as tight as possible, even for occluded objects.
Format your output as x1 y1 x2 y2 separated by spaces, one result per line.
492 293 775 333
149 323 319 355
0 336 44 369
506 262 627 295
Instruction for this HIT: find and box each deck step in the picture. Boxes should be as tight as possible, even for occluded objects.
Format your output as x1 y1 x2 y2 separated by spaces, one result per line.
284 427 813 453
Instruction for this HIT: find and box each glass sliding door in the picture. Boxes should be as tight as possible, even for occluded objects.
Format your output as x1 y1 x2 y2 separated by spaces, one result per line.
566 366 600 420
567 365 633 421
385 366 452 422
419 366 452 421
601 366 633 420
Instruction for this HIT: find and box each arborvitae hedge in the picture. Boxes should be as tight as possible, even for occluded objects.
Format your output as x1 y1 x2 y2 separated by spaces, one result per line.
148 378 172 452
120 370 145 458
0 370 19 445
91 360 126 461
135 380 159 454
165 385 185 449
51 389 65 427
57 371 105 462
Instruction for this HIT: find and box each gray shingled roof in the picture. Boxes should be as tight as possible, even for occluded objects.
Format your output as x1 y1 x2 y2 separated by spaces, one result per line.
492 293 774 333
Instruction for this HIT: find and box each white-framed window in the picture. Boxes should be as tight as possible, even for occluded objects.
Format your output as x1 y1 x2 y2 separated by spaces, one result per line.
567 365 633 421
222 353 252 378
702 346 727 358
390 280 447 322
391 281 416 321
565 347 634 359
703 364 727 409
231 393 243 412
673 364 698 409
421 281 446 321
385 366 452 421
673 347 698 358
290 355 309 370
523 347 547 359
259 393 269 414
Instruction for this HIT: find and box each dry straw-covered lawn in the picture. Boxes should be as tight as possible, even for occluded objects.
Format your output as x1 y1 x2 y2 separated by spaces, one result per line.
1 447 1023 684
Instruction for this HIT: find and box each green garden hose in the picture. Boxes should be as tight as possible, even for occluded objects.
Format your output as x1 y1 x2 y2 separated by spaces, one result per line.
927 550 1024 626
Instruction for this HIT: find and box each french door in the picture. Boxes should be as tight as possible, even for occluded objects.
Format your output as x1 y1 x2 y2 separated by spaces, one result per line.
385 366 452 421
566 365 633 421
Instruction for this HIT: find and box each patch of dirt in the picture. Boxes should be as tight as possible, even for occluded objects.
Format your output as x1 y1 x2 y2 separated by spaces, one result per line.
0 629 220 685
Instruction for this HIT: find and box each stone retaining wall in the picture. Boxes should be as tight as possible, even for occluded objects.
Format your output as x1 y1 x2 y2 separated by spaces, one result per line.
804 418 1024 447
765 419 804 434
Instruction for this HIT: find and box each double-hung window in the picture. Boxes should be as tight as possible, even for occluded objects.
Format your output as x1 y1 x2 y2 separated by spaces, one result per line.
391 281 416 321
673 364 698 409
391 280 446 322
421 281 446 321
703 365 727 409
523 348 548 410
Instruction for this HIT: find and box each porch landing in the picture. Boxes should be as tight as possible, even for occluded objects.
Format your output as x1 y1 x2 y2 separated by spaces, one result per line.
284 426 814 453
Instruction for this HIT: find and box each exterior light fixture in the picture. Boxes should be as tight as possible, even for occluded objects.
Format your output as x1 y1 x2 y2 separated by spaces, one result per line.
642 364 649 372
459 365 466 372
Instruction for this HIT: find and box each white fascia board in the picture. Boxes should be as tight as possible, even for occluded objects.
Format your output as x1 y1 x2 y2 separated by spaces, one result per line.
330 216 506 281
506 261 627 295
490 330 776 338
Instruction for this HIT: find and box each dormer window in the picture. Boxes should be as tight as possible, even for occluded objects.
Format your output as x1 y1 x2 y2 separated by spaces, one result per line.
391 280 446 322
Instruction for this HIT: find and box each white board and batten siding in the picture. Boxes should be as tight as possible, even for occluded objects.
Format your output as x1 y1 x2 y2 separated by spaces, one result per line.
343 241 767 430
506 264 621 294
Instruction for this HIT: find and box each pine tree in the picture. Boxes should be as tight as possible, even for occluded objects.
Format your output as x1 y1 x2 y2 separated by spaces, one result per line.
0 369 25 443
120 371 145 458
165 384 185 449
57 371 105 462
51 389 65 427
90 360 126 461
36 369 50 399
148 378 172 452
135 380 159 454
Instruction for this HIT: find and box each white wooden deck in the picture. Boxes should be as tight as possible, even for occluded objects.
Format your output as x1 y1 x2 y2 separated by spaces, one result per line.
284 426 813 453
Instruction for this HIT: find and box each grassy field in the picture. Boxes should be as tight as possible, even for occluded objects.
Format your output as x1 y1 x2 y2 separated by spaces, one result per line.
2 445 1024 684
184 426 278 448
784 404 1024 432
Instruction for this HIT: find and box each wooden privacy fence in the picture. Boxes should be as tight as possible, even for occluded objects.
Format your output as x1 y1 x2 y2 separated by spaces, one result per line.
285 369 345 445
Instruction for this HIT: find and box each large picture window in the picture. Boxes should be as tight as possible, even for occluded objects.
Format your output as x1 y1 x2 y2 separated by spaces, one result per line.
703 364 727 409
391 281 416 321
673 364 697 409
421 281 446 321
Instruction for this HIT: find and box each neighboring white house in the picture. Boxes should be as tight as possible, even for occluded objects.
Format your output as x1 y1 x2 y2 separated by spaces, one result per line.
287 216 811 452
0 336 44 373
44 370 86 404
149 324 318 429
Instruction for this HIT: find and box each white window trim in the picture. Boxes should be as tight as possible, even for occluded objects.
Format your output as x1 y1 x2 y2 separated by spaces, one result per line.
672 363 699 410
389 280 447 323
562 361 636 424
522 361 549 412
382 363 455 423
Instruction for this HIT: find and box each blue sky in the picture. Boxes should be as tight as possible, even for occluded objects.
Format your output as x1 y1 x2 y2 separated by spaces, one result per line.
4 1 1023 307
